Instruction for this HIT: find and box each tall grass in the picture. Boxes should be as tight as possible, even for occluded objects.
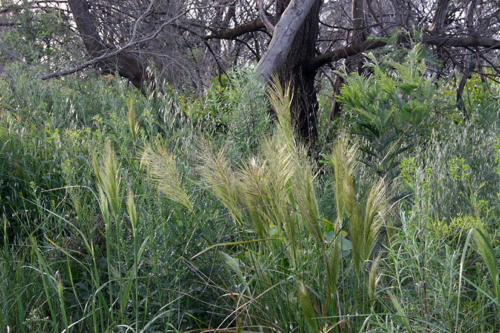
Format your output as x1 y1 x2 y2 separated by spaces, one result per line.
138 80 391 330
330 134 387 277
0 67 241 331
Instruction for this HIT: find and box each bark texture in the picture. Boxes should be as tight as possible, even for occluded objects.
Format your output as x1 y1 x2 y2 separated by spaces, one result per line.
330 0 368 120
256 0 321 145
67 0 148 91
430 0 451 34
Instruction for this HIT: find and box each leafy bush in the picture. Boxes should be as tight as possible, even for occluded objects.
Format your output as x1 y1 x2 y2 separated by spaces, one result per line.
339 44 452 182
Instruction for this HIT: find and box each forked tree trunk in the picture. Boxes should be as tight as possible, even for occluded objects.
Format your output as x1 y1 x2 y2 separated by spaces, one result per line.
256 0 321 146
283 1 321 145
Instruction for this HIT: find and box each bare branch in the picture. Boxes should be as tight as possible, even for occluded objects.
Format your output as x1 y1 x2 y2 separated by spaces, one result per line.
205 18 265 40
41 8 191 81
258 0 275 34
430 0 450 34
310 34 500 70
309 39 387 70
424 35 500 49
457 0 480 117
131 0 155 40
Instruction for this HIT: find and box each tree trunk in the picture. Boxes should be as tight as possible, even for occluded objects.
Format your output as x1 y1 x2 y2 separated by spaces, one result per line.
330 0 367 120
67 0 148 92
347 0 366 73
456 0 478 117
256 0 321 146
430 0 450 34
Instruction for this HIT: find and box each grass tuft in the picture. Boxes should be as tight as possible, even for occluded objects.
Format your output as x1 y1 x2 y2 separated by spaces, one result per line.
140 141 193 211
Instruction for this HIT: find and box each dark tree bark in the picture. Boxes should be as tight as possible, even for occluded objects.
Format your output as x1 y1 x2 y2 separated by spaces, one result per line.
430 0 451 34
457 0 479 116
67 0 148 92
330 0 368 120
348 0 367 72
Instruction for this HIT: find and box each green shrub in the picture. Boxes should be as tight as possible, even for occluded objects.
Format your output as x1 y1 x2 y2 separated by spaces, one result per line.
339 44 452 182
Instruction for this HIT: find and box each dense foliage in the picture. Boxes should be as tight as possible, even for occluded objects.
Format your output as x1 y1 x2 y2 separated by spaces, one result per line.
1 44 499 332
